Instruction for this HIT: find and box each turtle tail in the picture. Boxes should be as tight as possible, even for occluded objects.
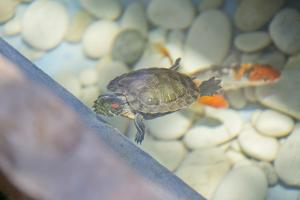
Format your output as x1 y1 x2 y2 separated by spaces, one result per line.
198 77 222 97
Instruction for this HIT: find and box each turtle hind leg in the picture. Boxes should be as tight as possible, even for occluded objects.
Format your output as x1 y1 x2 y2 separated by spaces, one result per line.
199 77 222 97
170 58 181 71
134 113 146 144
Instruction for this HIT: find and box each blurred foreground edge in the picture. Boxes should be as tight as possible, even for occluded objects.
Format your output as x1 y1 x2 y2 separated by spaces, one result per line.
0 38 205 200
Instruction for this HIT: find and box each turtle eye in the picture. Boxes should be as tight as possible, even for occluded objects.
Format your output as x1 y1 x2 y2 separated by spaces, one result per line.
111 103 120 109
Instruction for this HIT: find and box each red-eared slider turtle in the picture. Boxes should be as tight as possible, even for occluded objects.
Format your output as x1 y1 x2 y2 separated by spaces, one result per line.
93 58 221 144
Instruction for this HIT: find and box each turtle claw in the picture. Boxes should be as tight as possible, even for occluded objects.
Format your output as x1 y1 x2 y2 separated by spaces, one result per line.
135 131 145 144
134 113 145 144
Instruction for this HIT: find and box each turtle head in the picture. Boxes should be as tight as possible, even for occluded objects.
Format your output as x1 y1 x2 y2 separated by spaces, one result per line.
93 93 125 117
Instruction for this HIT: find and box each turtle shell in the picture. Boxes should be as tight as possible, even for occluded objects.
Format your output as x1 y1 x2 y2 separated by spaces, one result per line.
107 68 199 116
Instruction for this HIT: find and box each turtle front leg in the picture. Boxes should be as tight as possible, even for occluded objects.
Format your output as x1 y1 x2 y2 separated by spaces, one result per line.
134 113 145 144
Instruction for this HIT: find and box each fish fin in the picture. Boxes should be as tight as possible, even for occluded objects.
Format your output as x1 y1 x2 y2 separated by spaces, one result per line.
154 43 173 65
198 94 229 109
234 63 253 80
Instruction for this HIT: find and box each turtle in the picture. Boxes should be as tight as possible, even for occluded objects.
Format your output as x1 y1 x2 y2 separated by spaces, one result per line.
93 58 222 144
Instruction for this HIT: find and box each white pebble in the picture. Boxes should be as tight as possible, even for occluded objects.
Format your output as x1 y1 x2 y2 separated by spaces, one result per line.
226 89 247 109
103 115 130 134
229 140 242 152
96 58 129 91
19 45 44 61
2 17 21 36
176 148 231 199
111 29 147 65
256 161 278 186
65 10 93 43
199 0 224 11
148 112 191 140
205 107 244 136
212 166 268 200
22 0 69 50
82 20 120 59
238 124 279 161
184 125 229 149
55 72 82 98
80 85 99 107
79 67 99 86
182 10 231 74
142 138 187 171
225 150 251 166
253 109 294 138
270 8 300 55
243 87 257 102
285 53 300 69
0 0 18 23
80 0 122 20
275 123 300 187
234 0 285 31
234 32 271 53
147 0 195 29
121 2 148 36
256 68 300 120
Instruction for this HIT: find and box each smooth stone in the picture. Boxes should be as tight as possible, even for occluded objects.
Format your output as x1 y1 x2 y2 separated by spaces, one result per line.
184 108 243 149
182 10 231 74
221 50 240 66
80 0 122 20
234 32 271 53
176 148 231 199
142 138 187 171
251 110 262 125
82 20 120 59
199 0 224 11
80 85 99 107
134 44 171 70
22 0 69 50
226 89 247 109
256 68 300 120
2 17 21 36
243 87 257 102
147 0 195 29
225 150 251 165
256 161 278 186
96 59 129 91
103 115 130 134
285 53 300 69
184 125 231 149
55 72 82 98
111 29 147 65
274 123 300 187
64 10 93 42
234 0 285 31
148 28 167 44
148 112 191 140
238 124 279 161
0 0 18 23
253 109 294 138
205 107 244 137
241 52 261 63
167 30 185 47
121 2 148 36
229 140 241 152
241 51 287 70
256 51 286 70
270 8 300 55
18 45 44 61
212 166 268 200
79 67 99 86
